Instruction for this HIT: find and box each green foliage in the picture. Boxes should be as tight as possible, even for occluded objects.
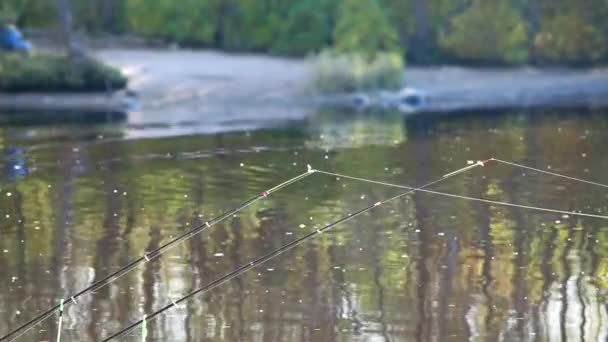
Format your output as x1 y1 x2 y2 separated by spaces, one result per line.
0 0 54 27
271 0 333 56
73 0 128 33
126 0 216 45
533 1 608 64
333 0 400 56
6 0 608 65
0 52 127 92
312 49 404 93
0 2 18 25
219 0 285 51
439 0 529 64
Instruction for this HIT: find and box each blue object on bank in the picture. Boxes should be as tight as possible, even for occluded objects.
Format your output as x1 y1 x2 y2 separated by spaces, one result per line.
1 25 32 52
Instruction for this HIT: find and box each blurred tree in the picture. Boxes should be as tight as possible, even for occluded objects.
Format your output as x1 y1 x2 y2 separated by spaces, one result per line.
126 0 216 45
220 0 289 52
411 0 432 63
333 0 400 57
5 0 608 64
73 0 127 33
0 2 18 25
438 0 529 64
381 0 469 63
53 0 85 58
532 0 608 64
271 0 334 56
380 0 414 49
0 0 53 27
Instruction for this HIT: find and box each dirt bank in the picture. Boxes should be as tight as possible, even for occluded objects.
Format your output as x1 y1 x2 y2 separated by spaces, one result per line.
95 49 310 108
3 48 606 125
97 49 608 116
93 49 313 132
405 67 608 112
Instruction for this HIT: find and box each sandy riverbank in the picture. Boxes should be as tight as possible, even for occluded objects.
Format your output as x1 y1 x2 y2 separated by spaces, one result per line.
95 49 310 108
2 48 608 122
97 48 608 114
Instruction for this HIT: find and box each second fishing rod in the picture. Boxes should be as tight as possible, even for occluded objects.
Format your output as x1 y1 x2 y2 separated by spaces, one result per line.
2 168 315 342
102 160 488 341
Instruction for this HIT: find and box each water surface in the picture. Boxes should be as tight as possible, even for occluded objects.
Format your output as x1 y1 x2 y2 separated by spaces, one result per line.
1 109 608 341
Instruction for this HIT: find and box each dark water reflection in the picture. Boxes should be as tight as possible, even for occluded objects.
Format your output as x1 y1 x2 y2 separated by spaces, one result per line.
1 109 608 341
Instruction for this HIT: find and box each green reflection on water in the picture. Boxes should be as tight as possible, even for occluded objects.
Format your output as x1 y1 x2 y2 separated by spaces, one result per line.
1 109 608 341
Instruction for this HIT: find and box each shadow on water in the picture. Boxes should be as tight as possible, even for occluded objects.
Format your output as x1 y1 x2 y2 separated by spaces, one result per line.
1 106 608 341
0 110 126 126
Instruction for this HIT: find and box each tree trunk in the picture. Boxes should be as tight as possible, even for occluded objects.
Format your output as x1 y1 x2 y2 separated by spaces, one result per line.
102 0 114 32
411 0 432 64
52 0 85 58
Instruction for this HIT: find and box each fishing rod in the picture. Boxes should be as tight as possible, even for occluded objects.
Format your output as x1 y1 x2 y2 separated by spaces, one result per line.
1 168 315 342
102 160 488 341
9 157 606 340
315 171 608 220
314 157 608 220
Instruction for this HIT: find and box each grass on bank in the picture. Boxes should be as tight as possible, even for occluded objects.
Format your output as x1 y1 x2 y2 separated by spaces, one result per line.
311 50 404 94
0 52 127 92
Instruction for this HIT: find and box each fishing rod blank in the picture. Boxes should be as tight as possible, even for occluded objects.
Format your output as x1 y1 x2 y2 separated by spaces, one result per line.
55 301 63 342
102 161 486 341
1 169 315 342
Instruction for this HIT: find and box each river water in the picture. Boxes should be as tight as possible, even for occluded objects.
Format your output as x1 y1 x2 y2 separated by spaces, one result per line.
1 108 608 341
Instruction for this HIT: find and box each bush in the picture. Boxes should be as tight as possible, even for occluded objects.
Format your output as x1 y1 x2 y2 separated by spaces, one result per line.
126 0 216 45
0 52 127 92
271 0 333 56
333 0 400 57
533 14 606 64
311 49 404 94
439 0 529 64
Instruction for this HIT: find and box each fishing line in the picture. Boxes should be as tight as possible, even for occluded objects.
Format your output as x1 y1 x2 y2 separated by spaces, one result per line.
315 169 608 220
490 158 608 189
1 169 315 342
101 161 486 341
6 158 606 340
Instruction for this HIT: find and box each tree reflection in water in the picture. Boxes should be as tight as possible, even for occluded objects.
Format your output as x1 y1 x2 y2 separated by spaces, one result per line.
1 109 608 341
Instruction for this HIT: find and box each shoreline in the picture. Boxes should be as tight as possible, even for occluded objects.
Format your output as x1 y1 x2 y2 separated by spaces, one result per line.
1 48 608 117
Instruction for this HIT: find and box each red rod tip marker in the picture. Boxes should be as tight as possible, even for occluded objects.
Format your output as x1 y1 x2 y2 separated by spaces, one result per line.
261 191 268 197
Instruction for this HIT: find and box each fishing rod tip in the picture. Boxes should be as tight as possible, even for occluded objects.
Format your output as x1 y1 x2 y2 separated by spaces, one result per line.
470 159 494 167
307 164 316 173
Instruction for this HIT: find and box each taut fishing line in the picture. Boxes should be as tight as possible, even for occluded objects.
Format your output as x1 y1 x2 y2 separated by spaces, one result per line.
314 171 608 220
315 157 608 219
490 158 608 189
101 160 488 341
1 169 315 342
5 158 608 340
